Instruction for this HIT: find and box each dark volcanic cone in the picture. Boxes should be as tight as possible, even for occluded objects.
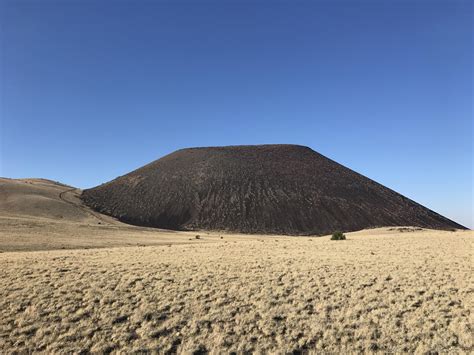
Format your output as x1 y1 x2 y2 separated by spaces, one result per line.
81 145 465 235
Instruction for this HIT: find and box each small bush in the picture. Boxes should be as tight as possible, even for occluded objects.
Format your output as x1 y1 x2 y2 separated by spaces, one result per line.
195 235 200 239
331 231 346 240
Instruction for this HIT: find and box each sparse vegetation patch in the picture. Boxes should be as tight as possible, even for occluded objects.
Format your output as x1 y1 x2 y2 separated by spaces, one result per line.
331 231 346 240
388 227 424 233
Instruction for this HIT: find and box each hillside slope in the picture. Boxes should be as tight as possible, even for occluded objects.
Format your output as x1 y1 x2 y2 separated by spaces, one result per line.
0 178 118 225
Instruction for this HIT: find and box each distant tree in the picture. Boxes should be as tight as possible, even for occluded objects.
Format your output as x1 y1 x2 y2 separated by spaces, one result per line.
331 231 346 240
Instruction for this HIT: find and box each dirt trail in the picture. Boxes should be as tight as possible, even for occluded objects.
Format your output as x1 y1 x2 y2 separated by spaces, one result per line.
58 187 119 225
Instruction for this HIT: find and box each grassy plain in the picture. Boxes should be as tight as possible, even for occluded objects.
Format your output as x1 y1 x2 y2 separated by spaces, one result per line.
1 226 472 353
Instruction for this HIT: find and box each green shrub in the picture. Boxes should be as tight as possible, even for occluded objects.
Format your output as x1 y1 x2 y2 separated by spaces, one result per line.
331 231 346 240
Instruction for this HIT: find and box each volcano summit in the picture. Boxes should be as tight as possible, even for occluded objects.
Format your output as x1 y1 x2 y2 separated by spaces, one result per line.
82 145 465 235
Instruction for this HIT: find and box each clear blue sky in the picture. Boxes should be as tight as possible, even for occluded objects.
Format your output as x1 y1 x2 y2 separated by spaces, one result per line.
1 0 472 228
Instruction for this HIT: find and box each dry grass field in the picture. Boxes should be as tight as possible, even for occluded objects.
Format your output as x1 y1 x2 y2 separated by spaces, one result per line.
1 227 472 353
0 178 472 353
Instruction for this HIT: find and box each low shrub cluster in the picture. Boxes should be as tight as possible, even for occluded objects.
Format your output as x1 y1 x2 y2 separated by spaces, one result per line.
331 231 346 240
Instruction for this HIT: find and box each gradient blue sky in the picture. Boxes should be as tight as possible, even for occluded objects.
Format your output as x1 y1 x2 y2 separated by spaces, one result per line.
1 0 472 228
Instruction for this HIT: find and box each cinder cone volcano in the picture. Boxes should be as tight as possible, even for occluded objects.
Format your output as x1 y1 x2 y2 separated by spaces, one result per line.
82 145 465 235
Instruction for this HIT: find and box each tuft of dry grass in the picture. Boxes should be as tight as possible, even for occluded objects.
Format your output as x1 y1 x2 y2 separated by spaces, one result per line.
0 228 472 353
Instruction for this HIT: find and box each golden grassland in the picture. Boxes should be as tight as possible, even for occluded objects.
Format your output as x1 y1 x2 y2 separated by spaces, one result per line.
1 226 472 354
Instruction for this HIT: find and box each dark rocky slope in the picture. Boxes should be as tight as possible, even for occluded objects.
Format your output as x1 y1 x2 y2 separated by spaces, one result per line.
81 145 466 235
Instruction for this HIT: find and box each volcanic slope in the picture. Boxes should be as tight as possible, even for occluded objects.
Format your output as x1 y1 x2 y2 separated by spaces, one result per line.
82 145 465 235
